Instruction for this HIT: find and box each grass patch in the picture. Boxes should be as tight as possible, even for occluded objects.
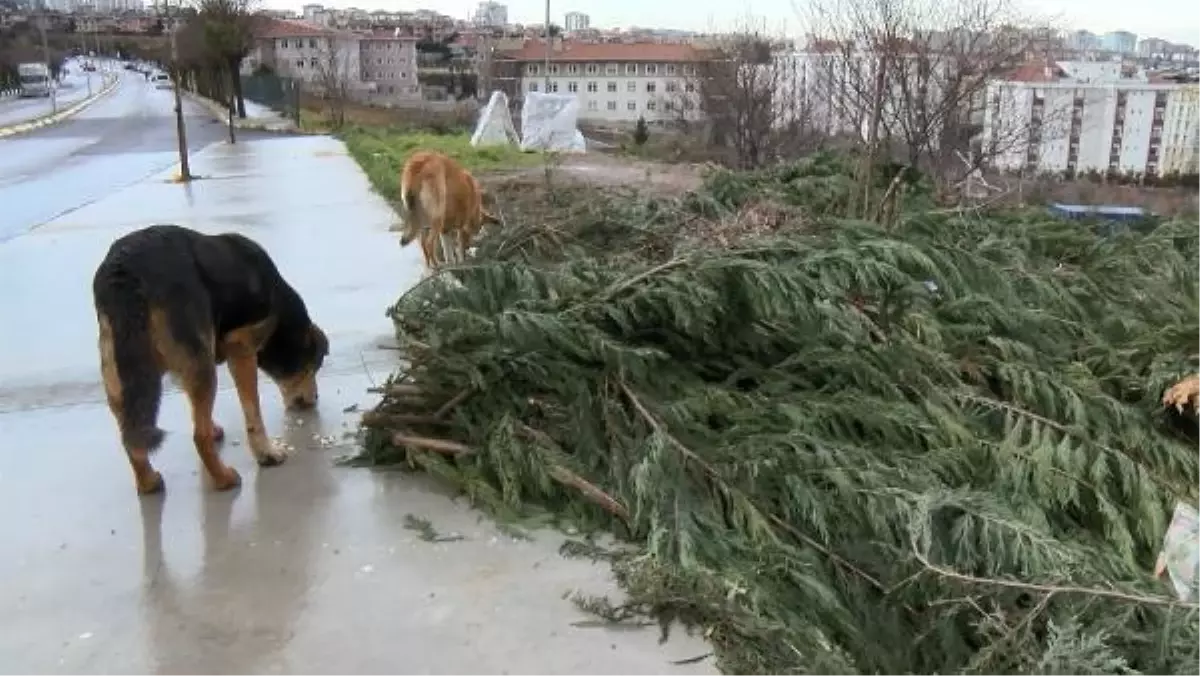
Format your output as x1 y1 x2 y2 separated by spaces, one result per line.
340 125 541 202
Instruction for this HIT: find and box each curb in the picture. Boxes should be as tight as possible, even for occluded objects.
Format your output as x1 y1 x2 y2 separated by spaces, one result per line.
0 73 119 139
182 89 299 133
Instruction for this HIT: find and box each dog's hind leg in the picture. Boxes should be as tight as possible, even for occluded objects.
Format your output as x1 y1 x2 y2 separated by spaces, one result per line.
182 361 241 491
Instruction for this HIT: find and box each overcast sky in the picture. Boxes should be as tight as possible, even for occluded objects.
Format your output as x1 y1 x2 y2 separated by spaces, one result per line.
261 0 1200 47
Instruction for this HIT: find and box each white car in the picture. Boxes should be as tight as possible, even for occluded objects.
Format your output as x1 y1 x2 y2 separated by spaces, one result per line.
151 72 172 90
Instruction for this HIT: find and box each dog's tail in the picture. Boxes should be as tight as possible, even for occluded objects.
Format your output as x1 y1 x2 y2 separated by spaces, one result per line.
93 268 165 452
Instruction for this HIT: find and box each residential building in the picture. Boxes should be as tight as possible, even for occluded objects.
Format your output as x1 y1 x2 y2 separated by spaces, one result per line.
982 62 1199 177
501 40 703 125
1066 30 1101 52
1101 31 1138 55
564 11 589 33
248 18 420 103
473 2 507 28
359 30 421 102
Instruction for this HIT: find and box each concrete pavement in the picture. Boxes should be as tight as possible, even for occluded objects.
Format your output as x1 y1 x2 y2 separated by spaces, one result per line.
0 86 716 671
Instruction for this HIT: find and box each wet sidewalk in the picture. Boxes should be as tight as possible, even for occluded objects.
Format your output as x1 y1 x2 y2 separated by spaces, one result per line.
0 134 715 673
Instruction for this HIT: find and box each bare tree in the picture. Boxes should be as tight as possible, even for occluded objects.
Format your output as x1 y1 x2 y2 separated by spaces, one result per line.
194 0 256 120
682 32 783 169
313 36 354 129
799 0 1064 209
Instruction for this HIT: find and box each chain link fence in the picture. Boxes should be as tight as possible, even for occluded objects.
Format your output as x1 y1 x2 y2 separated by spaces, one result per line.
239 71 301 126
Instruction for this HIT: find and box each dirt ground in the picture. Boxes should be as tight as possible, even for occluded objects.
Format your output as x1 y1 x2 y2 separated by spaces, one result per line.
482 152 704 195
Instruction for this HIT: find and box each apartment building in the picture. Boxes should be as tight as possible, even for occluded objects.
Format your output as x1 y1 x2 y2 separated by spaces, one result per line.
982 62 1200 177
250 18 419 103
503 41 703 124
359 31 420 100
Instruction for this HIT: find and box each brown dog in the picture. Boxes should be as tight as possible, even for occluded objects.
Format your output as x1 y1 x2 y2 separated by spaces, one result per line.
395 150 501 270
92 225 329 495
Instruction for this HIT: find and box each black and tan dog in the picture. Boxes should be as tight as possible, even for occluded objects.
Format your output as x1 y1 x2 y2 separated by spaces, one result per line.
92 224 329 495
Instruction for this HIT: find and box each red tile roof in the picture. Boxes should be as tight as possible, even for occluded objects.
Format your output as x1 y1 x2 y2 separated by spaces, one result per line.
253 17 335 39
501 40 702 62
1005 61 1065 82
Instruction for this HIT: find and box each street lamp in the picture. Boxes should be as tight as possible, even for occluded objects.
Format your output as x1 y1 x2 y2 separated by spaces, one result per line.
37 12 58 115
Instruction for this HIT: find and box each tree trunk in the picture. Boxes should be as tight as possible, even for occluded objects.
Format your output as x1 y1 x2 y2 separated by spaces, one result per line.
229 56 246 118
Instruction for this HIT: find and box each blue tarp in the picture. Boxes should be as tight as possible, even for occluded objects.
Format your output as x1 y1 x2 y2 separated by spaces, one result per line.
1048 202 1148 222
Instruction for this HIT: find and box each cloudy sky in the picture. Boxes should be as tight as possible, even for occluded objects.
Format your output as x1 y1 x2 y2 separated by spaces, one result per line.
262 0 1199 47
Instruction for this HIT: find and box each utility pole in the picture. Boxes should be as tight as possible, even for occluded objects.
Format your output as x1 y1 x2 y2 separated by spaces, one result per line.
38 12 57 114
164 1 192 181
543 0 550 92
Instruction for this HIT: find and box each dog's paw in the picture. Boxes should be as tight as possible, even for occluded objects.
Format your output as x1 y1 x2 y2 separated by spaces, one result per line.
1161 374 1200 413
212 467 242 491
258 449 287 467
136 470 165 496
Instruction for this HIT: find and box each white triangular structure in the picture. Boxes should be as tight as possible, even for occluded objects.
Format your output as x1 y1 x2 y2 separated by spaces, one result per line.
470 90 519 148
519 91 586 153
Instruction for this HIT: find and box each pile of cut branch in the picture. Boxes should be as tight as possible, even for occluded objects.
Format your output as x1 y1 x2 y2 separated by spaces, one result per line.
359 153 1199 674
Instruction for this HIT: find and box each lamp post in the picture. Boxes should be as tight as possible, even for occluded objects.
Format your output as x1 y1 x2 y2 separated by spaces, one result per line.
38 13 57 114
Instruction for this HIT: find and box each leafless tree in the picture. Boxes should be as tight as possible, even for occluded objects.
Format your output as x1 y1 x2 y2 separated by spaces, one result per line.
677 32 787 169
313 36 354 128
798 0 1065 210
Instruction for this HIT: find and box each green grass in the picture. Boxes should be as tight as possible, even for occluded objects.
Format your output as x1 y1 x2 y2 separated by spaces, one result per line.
340 125 541 202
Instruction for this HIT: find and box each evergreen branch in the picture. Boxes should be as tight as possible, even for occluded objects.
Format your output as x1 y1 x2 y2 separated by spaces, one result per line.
619 379 888 593
910 536 1198 609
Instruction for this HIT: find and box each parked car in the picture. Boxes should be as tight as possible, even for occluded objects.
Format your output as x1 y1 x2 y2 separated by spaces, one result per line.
152 72 172 90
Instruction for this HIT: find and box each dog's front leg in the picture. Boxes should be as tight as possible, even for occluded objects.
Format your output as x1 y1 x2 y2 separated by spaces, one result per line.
226 353 287 466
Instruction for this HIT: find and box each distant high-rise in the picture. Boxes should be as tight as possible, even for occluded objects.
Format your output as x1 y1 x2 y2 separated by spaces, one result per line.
473 1 508 28
564 11 590 32
1102 31 1138 54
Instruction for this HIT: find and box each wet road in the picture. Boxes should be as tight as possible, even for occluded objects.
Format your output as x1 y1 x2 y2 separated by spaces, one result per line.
0 74 714 673
0 70 235 243
0 60 101 129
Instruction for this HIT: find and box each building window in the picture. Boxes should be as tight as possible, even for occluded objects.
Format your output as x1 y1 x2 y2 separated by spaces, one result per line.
550 82 559 93
665 64 677 75
586 63 599 75
646 82 656 93
646 64 658 75
549 64 560 75
627 100 636 110
568 82 578 93
665 81 677 93
607 81 617 92
605 63 618 75
647 101 657 111
280 39 288 49
627 81 636 92
683 65 695 76
587 100 598 110
684 99 695 110
529 82 538 92
309 39 317 49
295 58 304 68
310 58 318 68
625 63 637 75
528 65 539 76
665 101 675 111
685 82 695 93
567 64 580 75
587 81 597 93
607 100 617 110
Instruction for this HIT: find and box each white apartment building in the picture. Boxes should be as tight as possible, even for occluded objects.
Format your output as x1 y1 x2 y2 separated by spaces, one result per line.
982 62 1200 177
506 41 703 124
773 46 983 144
473 2 508 28
251 19 419 103
564 11 590 33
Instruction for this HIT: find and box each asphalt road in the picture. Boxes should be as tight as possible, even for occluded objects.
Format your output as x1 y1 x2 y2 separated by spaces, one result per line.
0 59 110 128
0 69 235 242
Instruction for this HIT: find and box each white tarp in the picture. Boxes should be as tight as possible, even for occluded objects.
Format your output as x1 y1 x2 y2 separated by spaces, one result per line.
1155 502 1199 603
470 90 519 148
519 91 586 153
